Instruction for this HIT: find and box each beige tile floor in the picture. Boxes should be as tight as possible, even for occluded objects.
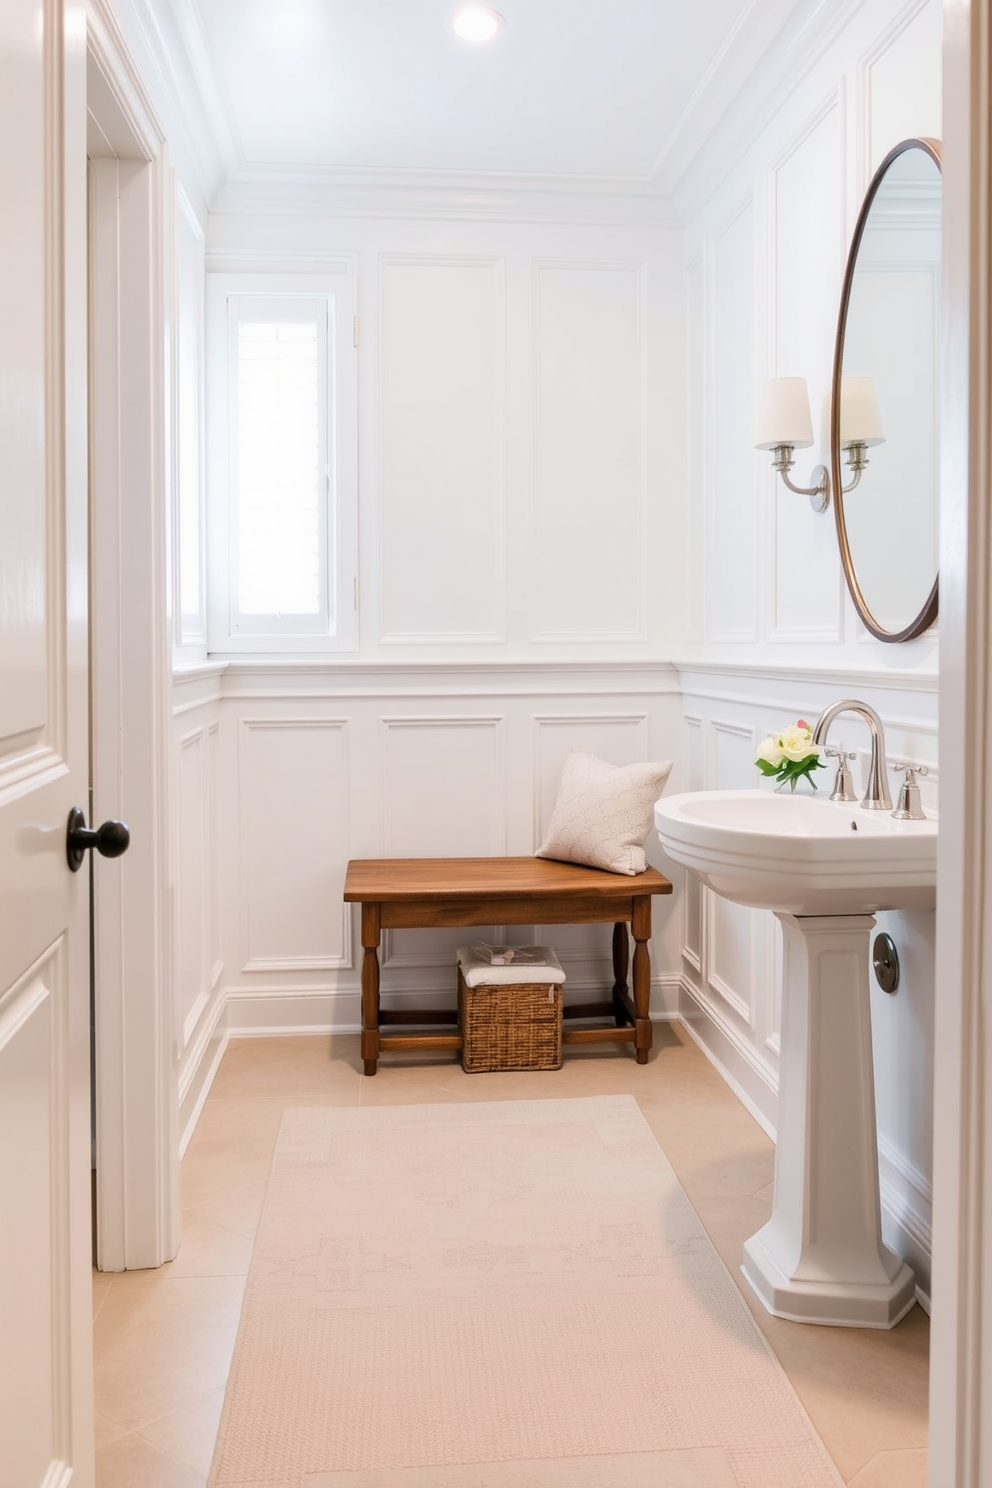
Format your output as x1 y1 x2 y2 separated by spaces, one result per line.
92 1025 929 1488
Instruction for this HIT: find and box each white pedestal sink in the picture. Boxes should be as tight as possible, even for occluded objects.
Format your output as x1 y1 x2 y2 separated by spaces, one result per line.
654 788 936 1328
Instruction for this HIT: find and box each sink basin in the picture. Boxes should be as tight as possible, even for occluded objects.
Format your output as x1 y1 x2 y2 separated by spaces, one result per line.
654 788 936 915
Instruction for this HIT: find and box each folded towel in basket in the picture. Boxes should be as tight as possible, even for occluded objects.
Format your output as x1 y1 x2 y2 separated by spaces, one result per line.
457 944 565 988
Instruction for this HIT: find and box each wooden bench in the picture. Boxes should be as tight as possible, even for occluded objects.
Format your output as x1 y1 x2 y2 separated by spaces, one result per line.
343 856 672 1076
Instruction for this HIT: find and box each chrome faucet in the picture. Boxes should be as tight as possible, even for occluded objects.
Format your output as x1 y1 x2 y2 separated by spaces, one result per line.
810 700 893 811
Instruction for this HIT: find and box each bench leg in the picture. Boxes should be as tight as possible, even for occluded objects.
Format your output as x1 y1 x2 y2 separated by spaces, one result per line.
631 897 653 1064
361 903 381 1076
611 921 630 1026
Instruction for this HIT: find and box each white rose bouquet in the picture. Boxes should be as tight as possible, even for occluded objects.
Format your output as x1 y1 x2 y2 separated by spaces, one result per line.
755 719 825 792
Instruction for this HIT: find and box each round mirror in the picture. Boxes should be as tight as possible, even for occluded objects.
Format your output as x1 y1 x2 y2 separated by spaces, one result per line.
831 138 940 642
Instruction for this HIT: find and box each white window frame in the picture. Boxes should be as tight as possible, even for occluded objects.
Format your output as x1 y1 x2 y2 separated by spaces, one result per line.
206 265 358 654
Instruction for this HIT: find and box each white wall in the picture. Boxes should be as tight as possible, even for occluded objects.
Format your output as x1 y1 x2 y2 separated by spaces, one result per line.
678 0 941 1294
205 205 685 662
172 200 689 1141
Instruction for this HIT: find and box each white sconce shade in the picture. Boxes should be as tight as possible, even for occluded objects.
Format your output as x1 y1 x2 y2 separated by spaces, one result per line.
755 377 815 451
840 376 885 448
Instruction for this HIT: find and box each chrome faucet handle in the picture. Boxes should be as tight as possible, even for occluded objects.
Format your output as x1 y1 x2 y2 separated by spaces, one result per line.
824 747 857 803
891 764 929 822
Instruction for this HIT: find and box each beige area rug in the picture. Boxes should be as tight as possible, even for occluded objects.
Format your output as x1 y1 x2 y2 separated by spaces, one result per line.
209 1096 845 1488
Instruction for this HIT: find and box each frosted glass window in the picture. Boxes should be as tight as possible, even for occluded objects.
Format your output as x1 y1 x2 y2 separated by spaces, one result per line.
206 274 357 655
225 294 334 638
236 319 321 616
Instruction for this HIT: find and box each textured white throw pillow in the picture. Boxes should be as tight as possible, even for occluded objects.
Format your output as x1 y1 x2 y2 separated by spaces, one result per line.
536 749 674 876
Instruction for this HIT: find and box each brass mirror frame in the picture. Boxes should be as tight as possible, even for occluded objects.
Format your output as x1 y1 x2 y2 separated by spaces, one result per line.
830 136 941 643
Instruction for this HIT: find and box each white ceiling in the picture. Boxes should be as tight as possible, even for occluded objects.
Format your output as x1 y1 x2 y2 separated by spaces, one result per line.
165 0 811 191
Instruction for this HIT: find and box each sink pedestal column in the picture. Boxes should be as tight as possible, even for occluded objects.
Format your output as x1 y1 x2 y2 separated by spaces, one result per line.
742 912 916 1328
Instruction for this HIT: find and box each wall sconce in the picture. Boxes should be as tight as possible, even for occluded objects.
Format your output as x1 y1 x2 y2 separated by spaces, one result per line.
838 376 885 494
755 377 830 513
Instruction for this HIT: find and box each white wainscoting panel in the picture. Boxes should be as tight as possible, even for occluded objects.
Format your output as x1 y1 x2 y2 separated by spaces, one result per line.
711 200 757 642
378 256 505 643
177 727 206 1043
711 717 756 788
532 261 646 642
238 718 352 972
532 712 651 843
686 255 706 644
770 99 845 643
704 675 764 1039
381 715 505 858
172 684 227 1152
706 895 756 1027
380 715 506 969
207 721 221 987
207 664 681 1030
680 715 703 971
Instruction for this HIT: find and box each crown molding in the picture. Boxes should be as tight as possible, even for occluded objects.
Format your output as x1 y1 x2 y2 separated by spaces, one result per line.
209 168 679 229
106 0 230 207
118 0 838 226
147 0 243 175
667 0 873 223
650 0 801 198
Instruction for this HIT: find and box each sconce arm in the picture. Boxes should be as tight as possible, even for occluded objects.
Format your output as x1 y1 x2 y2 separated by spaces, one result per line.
840 442 870 496
770 445 831 513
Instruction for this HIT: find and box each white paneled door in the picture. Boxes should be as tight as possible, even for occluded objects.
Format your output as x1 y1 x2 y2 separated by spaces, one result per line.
0 0 94 1484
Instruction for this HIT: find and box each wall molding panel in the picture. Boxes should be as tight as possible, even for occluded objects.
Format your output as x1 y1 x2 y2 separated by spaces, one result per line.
686 254 707 645
177 986 227 1156
704 893 756 1027
237 717 353 974
860 0 941 185
380 714 507 860
172 691 225 1146
531 711 651 844
530 259 648 644
377 255 507 646
708 193 759 644
680 714 704 972
177 725 207 1049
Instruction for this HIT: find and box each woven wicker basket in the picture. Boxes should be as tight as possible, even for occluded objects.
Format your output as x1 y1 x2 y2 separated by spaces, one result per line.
457 966 563 1072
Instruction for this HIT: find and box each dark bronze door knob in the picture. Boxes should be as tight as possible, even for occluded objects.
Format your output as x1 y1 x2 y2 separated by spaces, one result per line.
66 806 131 872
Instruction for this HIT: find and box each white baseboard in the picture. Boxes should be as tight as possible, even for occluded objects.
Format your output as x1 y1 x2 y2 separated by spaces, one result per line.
224 973 683 1038
677 979 778 1139
878 1138 933 1298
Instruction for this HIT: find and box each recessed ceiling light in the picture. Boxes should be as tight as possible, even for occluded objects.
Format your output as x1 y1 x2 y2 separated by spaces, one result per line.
449 5 505 43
